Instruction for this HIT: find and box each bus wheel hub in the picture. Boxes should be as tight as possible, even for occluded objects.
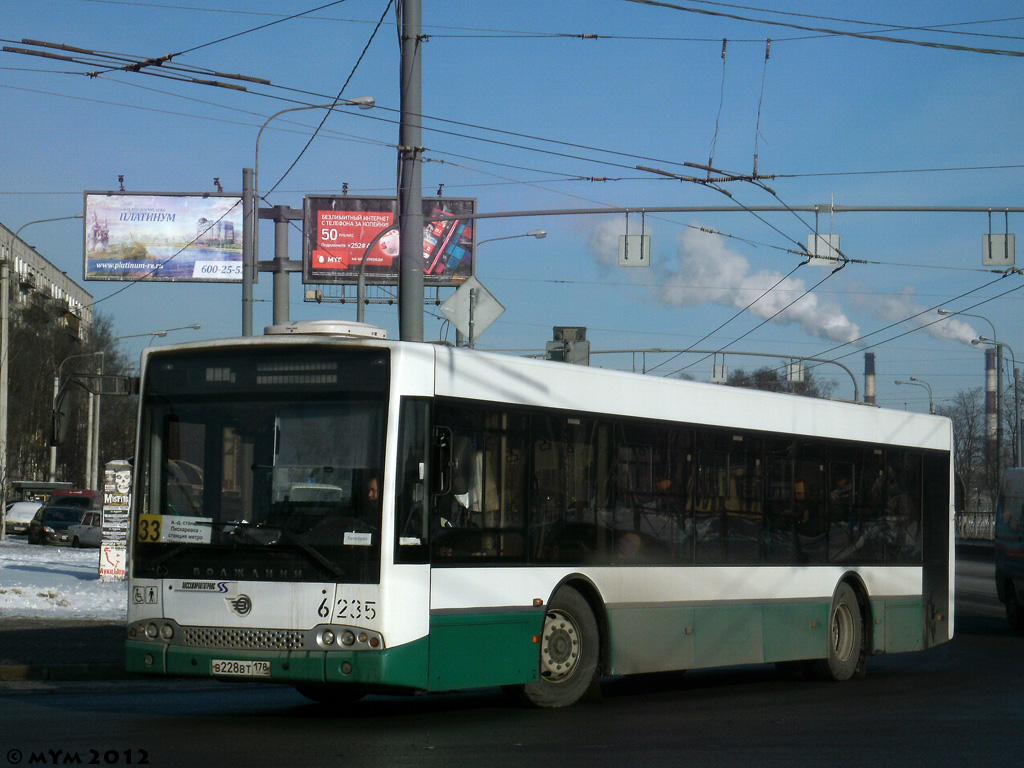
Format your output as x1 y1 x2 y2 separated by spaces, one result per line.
541 609 580 681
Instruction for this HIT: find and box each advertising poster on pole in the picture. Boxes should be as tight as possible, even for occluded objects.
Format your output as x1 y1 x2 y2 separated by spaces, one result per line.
303 196 476 286
83 192 243 282
99 459 131 581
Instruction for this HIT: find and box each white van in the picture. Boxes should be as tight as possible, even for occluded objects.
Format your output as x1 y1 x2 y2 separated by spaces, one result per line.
994 468 1024 630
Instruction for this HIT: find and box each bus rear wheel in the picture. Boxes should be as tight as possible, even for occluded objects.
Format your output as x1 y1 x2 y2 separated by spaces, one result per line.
808 582 863 682
521 586 599 708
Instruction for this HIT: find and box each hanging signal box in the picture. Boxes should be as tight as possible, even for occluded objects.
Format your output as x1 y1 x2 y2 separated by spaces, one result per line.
618 235 651 267
983 234 1015 267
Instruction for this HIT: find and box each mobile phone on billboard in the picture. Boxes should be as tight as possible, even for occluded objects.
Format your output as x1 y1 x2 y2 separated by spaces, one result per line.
423 209 460 275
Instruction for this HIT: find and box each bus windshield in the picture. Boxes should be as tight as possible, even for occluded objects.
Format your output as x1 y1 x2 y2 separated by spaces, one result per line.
133 347 388 584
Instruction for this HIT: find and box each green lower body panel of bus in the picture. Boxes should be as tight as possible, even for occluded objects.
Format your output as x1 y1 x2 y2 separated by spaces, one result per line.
870 598 925 654
605 596 927 674
126 637 431 691
606 601 832 674
427 610 544 690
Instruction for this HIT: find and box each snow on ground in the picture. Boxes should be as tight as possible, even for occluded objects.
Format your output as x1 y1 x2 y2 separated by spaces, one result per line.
0 536 126 621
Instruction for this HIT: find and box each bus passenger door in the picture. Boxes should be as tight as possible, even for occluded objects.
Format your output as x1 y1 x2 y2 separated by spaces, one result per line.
425 404 540 691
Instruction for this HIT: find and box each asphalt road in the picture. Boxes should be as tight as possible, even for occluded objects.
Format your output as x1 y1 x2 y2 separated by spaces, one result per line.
0 555 1018 768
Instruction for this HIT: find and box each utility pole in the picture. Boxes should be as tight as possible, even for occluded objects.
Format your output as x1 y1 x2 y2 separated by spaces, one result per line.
241 167 255 336
398 0 424 342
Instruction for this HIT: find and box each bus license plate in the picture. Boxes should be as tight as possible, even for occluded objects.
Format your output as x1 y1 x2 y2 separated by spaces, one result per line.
211 659 272 677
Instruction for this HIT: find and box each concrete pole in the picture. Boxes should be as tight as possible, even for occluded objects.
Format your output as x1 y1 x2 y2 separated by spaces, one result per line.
273 206 290 325
398 0 424 342
49 374 58 481
85 391 94 489
92 363 102 490
242 167 255 336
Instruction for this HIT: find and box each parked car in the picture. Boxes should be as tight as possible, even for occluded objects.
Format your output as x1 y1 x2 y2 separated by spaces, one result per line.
4 501 43 535
66 510 103 548
995 468 1024 631
47 488 102 510
27 505 86 545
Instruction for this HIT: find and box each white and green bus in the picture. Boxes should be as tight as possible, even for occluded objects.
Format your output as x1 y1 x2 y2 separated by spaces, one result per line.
126 321 954 707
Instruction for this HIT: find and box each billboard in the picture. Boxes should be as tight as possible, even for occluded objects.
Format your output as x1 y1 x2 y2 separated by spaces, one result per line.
84 192 243 282
303 196 475 286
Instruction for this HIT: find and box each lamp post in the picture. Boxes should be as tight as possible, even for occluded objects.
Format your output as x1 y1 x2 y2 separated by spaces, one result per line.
974 336 1020 467
117 323 202 348
242 98 375 336
253 98 375 196
939 308 1002 474
50 324 201 487
476 230 547 248
459 230 547 347
895 378 934 414
1 213 84 540
51 350 105 483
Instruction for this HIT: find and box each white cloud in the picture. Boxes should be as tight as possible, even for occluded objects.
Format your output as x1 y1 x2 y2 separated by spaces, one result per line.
643 226 862 343
859 288 978 345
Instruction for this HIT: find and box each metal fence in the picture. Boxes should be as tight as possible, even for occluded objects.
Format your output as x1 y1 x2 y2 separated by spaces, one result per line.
957 512 996 541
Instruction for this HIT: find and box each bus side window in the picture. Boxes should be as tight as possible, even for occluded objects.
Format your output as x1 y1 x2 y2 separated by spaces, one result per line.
430 406 527 562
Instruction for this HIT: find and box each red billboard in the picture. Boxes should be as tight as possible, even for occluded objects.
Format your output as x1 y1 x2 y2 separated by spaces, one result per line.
303 196 475 286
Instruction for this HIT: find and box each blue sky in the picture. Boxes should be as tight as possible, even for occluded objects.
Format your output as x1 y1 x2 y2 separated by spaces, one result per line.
2 1 1023 413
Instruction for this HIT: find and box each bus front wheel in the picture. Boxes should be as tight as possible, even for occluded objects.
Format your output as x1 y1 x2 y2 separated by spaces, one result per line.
808 582 863 682
521 586 599 708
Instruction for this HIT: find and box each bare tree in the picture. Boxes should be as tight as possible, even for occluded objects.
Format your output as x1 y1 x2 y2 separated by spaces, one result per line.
725 365 838 399
6 301 135 491
937 388 986 513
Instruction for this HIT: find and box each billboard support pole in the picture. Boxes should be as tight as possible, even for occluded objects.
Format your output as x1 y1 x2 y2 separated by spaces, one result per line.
242 168 255 336
398 0 424 342
273 205 290 325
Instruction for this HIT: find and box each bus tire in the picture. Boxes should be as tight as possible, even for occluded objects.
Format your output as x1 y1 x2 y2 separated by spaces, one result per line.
808 582 863 682
293 682 366 707
521 586 599 708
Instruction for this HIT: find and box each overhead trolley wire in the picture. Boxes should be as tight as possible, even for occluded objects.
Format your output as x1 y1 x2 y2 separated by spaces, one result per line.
622 0 1024 57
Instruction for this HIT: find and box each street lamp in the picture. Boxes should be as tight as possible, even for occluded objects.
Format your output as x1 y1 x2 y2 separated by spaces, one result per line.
243 97 376 336
459 230 547 348
477 230 547 247
253 98 375 195
117 323 202 347
974 336 1020 467
895 378 934 414
50 325 202 487
51 350 106 484
939 308 1002 472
